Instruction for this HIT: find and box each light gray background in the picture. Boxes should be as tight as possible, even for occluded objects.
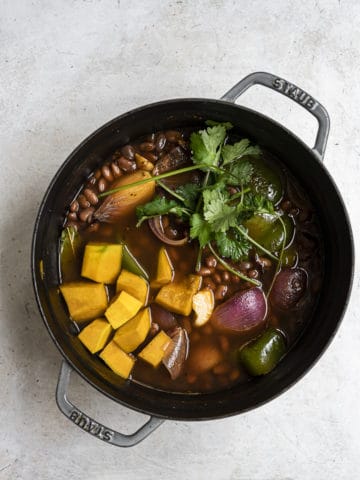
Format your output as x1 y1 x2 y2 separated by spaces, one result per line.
1 1 359 479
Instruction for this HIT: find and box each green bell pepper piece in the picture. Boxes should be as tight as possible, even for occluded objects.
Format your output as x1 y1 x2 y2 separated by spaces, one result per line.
248 156 283 204
122 244 149 280
245 213 294 253
239 328 286 376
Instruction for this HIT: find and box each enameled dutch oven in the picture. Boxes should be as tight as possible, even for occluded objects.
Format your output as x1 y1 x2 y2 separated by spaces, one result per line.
32 72 354 447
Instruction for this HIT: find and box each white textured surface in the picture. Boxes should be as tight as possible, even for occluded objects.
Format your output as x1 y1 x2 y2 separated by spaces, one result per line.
1 1 359 479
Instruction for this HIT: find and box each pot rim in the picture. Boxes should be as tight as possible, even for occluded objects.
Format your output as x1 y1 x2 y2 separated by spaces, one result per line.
31 97 355 421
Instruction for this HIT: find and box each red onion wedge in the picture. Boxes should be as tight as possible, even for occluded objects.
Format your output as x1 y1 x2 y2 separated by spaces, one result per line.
148 216 188 246
269 268 307 310
162 327 189 380
211 288 267 333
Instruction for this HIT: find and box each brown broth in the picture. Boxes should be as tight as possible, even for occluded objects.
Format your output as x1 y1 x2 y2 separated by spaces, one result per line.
60 127 324 394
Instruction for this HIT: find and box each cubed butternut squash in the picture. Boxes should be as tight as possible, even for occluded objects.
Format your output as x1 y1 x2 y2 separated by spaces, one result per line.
116 269 149 305
150 247 174 288
60 282 108 322
99 340 135 379
78 318 112 353
138 330 172 367
155 274 202 316
113 308 151 353
105 291 143 329
81 243 122 284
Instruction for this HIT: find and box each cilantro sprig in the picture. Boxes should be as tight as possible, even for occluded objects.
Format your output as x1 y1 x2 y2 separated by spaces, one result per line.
100 121 286 286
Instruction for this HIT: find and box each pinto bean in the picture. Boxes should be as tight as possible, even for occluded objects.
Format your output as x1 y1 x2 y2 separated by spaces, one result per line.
67 212 78 221
231 274 241 284
70 200 79 212
205 255 217 268
118 156 136 172
111 162 122 178
79 207 95 223
216 263 226 271
97 177 107 193
239 261 253 271
83 188 99 206
214 284 228 300
121 144 135 160
203 278 216 290
222 271 231 283
140 141 156 152
101 165 114 183
198 267 214 276
257 257 272 269
155 133 167 152
248 269 259 279
165 130 182 143
78 194 90 209
212 273 222 285
94 169 102 180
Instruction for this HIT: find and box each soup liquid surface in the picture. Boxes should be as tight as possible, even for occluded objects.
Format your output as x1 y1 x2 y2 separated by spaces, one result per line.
61 129 323 393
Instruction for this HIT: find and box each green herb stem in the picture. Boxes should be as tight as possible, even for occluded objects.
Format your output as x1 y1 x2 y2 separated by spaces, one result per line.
266 215 287 298
157 180 185 203
98 164 207 198
208 243 261 286
227 187 251 203
235 226 278 261
195 247 203 272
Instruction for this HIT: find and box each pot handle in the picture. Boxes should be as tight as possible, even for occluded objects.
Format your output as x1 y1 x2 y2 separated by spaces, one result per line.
221 72 330 160
56 361 164 447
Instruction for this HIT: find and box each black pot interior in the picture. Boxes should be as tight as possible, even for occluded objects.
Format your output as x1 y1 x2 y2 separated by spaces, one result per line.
32 99 354 420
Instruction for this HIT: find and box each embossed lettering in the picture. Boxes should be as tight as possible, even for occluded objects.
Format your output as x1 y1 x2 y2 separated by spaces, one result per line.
68 410 114 442
306 98 315 109
70 410 79 422
272 77 316 110
103 429 114 442
77 415 89 429
272 78 284 90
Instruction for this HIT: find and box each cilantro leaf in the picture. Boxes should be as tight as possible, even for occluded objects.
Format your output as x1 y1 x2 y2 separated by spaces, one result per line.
222 139 261 165
136 197 189 226
189 213 212 247
224 160 254 186
202 189 238 232
175 183 201 210
190 125 228 168
215 229 251 261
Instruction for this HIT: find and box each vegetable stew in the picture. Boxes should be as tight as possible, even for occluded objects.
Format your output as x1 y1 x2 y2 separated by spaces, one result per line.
59 122 323 393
